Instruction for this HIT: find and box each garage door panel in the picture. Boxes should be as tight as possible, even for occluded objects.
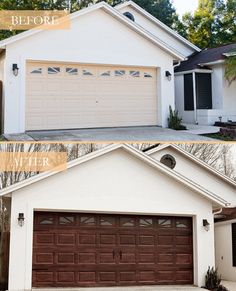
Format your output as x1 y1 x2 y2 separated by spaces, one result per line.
26 62 158 130
33 213 193 287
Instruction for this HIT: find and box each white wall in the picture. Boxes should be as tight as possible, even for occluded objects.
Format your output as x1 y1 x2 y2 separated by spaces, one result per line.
174 74 195 123
149 147 236 207
215 220 236 281
223 65 236 122
117 6 196 58
9 148 215 291
3 8 176 134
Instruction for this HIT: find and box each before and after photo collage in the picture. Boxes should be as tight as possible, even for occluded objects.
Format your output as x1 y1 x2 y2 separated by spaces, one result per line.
0 1 235 291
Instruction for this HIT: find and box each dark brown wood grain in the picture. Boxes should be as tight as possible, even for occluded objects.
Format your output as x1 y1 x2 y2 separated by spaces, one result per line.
32 212 193 287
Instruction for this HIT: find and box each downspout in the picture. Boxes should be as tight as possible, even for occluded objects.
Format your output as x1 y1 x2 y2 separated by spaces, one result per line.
193 71 198 124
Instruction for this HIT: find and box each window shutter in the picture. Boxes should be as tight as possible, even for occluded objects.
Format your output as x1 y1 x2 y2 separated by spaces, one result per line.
184 73 194 111
232 223 236 266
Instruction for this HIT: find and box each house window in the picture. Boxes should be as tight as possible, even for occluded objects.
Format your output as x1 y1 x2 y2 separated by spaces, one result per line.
232 223 236 266
160 154 176 169
48 67 60 74
196 73 212 109
66 68 78 75
30 68 42 74
184 73 194 111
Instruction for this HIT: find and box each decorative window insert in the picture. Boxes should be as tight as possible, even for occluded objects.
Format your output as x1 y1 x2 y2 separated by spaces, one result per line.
158 219 171 228
100 217 115 226
130 70 140 77
100 71 111 77
144 72 153 78
160 154 176 169
30 68 42 74
48 67 60 74
83 69 93 76
66 68 78 75
59 216 75 225
139 218 153 228
176 219 189 228
80 216 96 226
39 217 54 225
115 70 125 77
120 217 135 227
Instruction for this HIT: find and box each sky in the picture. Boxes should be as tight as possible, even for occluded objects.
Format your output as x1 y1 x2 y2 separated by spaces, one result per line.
172 0 199 17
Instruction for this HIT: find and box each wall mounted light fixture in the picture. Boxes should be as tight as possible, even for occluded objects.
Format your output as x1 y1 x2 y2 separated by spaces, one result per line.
203 219 210 231
12 64 19 76
165 71 172 81
18 213 25 227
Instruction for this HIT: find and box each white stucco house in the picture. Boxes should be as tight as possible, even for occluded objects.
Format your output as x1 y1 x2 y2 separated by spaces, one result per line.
0 143 236 291
175 43 236 125
0 1 200 135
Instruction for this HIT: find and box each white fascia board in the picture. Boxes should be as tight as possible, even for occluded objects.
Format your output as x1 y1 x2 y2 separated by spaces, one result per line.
174 69 213 76
0 1 184 60
0 144 229 207
115 0 201 53
146 144 236 189
198 60 225 67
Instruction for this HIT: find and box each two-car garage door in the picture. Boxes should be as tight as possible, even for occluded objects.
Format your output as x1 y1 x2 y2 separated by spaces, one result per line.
26 62 158 130
32 212 193 288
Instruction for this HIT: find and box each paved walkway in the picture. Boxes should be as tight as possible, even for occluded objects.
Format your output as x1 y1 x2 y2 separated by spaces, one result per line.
33 286 203 291
3 126 217 142
222 280 236 290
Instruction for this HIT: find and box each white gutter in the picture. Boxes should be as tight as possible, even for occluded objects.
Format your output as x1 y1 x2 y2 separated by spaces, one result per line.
198 60 225 67
174 68 212 76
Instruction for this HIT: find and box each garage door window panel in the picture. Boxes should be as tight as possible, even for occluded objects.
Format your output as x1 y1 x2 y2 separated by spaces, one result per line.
48 67 60 74
66 68 78 75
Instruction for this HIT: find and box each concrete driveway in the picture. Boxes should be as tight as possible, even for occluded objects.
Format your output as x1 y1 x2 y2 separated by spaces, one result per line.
33 286 203 291
222 280 236 290
4 126 216 142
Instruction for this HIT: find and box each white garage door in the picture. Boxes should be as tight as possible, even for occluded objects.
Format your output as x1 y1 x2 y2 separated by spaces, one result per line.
26 62 158 130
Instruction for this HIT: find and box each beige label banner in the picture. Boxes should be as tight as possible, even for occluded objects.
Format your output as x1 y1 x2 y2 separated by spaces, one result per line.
0 152 68 172
0 10 70 30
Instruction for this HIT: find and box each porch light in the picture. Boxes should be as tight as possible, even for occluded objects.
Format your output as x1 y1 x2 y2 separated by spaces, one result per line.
18 213 25 227
12 64 19 76
203 219 210 231
165 71 172 81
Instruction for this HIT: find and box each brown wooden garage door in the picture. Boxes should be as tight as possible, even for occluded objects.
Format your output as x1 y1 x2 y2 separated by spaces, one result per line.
32 212 193 287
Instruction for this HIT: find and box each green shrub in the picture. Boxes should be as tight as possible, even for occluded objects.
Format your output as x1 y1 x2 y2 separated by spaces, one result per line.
167 106 186 130
205 267 221 290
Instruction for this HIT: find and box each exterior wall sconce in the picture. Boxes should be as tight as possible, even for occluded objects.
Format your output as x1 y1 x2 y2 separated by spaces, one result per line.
203 219 210 231
165 71 172 81
12 64 19 76
18 213 25 227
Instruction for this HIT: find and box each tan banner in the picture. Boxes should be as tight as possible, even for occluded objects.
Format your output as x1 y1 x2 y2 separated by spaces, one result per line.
0 10 70 30
0 152 67 172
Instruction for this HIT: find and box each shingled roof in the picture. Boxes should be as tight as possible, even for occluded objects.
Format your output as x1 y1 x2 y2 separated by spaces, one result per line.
175 43 236 73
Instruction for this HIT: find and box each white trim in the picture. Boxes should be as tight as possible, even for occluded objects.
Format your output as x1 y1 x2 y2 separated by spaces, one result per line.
175 69 213 76
198 60 225 67
0 144 229 207
115 0 201 53
146 144 236 189
215 219 236 226
0 1 184 60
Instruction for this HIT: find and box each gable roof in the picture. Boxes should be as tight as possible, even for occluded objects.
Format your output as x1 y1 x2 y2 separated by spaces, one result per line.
0 144 229 207
175 43 236 72
0 1 184 60
115 0 201 53
146 143 236 189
